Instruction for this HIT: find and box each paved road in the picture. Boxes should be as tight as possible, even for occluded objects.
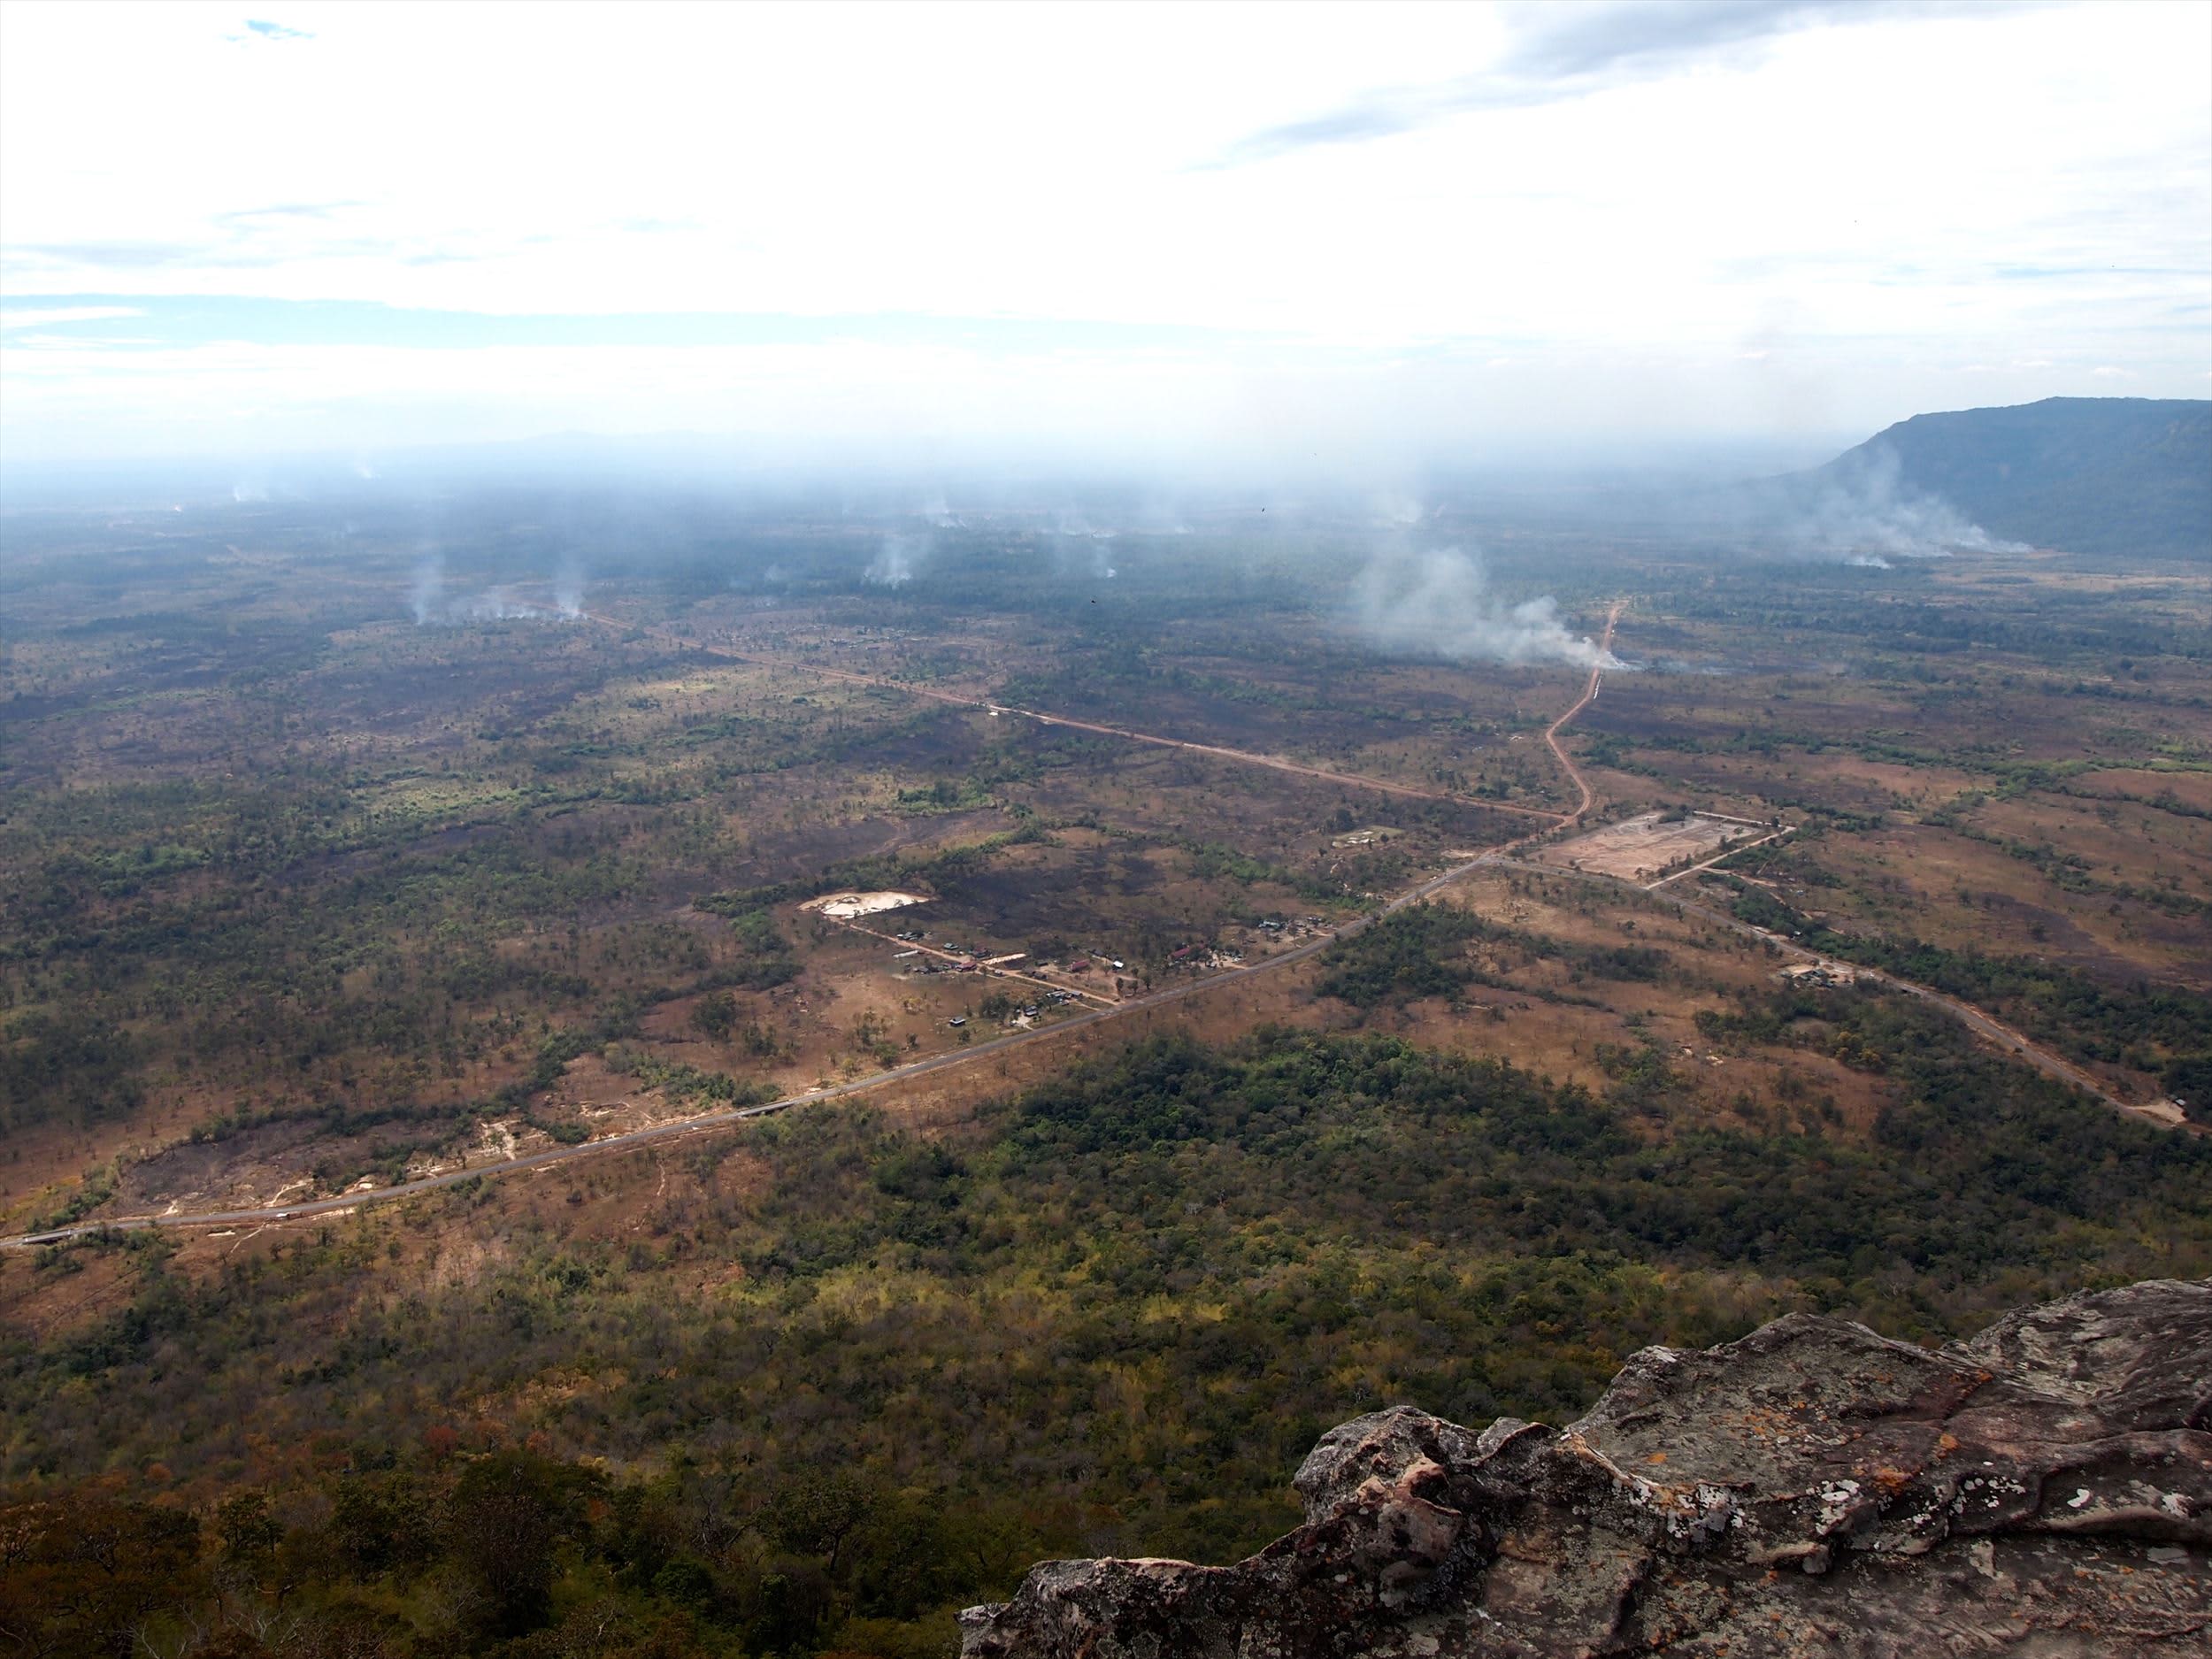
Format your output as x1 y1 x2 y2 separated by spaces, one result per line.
0 604 1636 1250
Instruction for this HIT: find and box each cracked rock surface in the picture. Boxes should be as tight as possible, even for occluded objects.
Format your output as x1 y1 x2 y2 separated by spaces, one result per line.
959 1279 2210 1656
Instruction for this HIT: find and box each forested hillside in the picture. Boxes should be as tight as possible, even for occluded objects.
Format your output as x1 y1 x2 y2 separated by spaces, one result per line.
1805 396 2212 558
8 1009 2209 1657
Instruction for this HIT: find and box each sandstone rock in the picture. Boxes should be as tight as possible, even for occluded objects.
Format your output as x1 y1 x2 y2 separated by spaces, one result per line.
960 1279 2212 1656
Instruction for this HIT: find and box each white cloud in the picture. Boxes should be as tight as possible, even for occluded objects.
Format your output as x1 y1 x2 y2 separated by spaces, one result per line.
0 305 148 329
0 0 2205 463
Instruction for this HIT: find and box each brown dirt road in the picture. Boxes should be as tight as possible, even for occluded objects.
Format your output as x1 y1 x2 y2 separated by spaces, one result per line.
4 610 1625 1249
588 611 1571 821
15 594 2172 1251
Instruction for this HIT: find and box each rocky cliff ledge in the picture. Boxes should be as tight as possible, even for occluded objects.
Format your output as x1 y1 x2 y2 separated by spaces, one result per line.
960 1279 2209 1656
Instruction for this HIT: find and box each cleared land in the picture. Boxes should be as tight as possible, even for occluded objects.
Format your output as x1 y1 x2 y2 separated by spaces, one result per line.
1536 810 1771 881
6 502 2211 1659
810 890 927 919
4 509 2205 1240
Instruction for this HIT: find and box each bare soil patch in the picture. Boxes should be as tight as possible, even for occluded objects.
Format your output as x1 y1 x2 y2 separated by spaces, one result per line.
1537 812 1770 882
810 890 928 920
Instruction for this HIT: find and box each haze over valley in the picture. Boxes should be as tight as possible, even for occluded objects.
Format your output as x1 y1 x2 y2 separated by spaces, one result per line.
2 5 2208 1657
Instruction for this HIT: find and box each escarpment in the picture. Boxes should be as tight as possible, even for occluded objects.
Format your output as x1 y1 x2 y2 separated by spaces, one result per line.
961 1279 2212 1656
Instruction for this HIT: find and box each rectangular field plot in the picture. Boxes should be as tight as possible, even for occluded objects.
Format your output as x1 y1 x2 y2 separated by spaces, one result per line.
1536 810 1770 881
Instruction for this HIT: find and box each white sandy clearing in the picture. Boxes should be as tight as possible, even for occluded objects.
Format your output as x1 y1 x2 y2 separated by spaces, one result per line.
811 890 927 919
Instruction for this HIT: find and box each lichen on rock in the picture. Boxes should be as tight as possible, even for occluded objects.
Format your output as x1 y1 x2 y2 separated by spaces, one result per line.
960 1279 2211 1656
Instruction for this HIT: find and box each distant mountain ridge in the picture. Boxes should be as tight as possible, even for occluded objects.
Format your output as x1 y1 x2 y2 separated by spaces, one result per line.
1803 396 2210 559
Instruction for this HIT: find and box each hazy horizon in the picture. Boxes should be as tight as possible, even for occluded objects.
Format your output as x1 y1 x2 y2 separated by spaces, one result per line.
4 0 2208 478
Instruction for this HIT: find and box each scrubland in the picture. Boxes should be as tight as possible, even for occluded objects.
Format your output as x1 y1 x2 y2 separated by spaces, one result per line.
2 498 2207 1656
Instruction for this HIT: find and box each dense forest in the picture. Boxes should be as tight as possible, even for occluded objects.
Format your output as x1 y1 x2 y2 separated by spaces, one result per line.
8 998 2208 1657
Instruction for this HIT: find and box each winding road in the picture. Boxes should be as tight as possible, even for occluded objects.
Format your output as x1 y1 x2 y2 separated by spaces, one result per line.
1539 602 1623 826
1481 857 2189 1133
5 604 1622 1250
7 595 2177 1249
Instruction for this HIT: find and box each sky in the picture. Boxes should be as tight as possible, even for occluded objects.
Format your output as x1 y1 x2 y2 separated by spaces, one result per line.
2 0 2208 476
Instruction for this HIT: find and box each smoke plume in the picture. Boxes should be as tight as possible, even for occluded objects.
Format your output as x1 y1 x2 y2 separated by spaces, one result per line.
1372 490 1428 528
410 551 444 623
1778 443 2025 560
1050 511 1118 579
1354 546 1617 670
553 557 585 619
409 555 583 625
865 533 930 587
456 588 564 621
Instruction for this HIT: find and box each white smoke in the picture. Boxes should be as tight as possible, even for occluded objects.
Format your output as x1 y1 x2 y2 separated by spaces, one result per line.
1784 444 2025 560
456 587 560 621
1134 498 1194 535
410 557 583 626
232 480 269 503
1353 547 1618 670
410 551 445 624
1051 511 1118 579
866 533 931 587
1373 490 1427 528
553 557 585 619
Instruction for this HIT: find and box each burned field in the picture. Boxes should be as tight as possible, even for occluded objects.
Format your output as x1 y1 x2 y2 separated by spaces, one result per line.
684 584 1587 813
4 503 2208 1248
7 495 2212 1657
0 512 1595 1230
